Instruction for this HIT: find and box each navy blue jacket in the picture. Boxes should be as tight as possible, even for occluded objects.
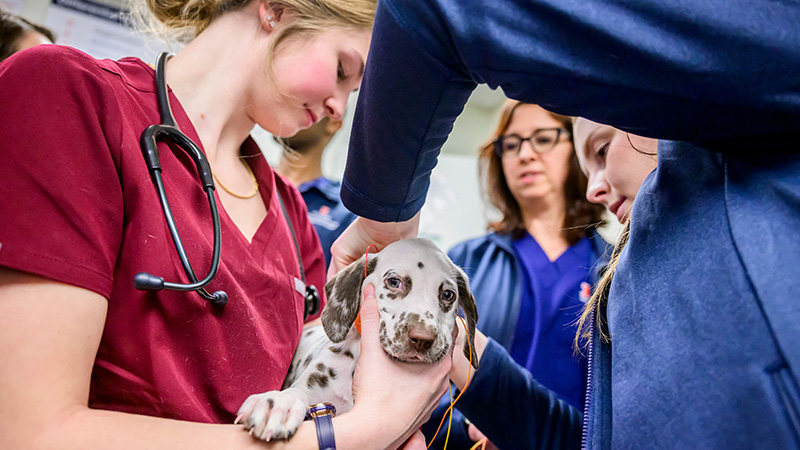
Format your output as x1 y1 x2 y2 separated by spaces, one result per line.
455 143 800 450
342 0 800 222
342 0 800 448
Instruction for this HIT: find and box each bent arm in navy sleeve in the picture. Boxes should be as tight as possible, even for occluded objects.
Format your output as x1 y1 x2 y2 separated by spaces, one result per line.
343 0 800 221
421 395 474 449
455 339 582 450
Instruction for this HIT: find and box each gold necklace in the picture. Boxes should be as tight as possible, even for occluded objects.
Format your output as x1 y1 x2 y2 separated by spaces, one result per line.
212 160 259 199
146 61 258 199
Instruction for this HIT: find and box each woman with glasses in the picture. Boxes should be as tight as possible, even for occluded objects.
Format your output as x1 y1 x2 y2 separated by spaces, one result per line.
424 100 609 449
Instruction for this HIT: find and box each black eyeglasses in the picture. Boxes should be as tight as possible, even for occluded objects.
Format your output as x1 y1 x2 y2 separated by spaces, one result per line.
493 128 571 158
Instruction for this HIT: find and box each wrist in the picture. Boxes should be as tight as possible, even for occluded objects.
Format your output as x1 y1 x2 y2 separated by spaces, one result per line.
306 403 336 450
358 213 420 243
344 404 408 448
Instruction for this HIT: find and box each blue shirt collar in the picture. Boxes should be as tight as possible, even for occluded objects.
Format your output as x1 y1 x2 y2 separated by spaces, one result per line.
297 177 341 202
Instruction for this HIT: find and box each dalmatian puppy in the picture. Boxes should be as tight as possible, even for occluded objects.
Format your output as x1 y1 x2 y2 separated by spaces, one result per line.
236 238 479 441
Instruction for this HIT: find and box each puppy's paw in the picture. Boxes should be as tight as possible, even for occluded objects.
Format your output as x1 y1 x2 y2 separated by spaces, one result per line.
235 389 307 441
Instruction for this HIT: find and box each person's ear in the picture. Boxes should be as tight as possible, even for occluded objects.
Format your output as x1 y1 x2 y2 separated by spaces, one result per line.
258 2 285 32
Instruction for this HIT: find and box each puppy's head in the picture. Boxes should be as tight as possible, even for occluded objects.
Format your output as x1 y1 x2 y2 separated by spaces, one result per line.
321 238 478 368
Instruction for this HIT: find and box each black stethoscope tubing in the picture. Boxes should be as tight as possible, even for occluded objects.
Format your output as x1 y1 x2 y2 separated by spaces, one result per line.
134 52 228 306
133 52 321 316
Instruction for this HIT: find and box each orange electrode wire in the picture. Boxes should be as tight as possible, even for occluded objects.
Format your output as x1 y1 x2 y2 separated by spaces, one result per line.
427 315 473 449
355 244 378 334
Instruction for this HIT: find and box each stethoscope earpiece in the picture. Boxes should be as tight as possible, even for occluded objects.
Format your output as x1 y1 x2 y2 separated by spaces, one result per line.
133 272 165 290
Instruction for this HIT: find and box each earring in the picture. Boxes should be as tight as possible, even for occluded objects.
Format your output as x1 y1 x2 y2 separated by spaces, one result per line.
265 14 275 29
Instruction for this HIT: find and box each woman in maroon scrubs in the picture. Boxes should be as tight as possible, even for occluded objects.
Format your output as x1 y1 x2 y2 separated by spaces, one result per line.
0 1 448 449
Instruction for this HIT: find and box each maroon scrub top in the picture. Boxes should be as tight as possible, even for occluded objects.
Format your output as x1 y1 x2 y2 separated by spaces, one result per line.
0 45 327 423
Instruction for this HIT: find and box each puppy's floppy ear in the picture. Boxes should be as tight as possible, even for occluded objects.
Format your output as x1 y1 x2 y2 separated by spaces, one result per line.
455 269 479 369
321 254 378 342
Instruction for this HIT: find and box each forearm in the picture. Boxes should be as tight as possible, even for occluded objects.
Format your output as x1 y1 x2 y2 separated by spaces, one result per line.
454 340 582 450
342 0 476 222
450 326 488 392
22 405 404 450
22 407 268 450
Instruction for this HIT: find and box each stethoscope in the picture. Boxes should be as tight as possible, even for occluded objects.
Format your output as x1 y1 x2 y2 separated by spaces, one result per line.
133 52 320 317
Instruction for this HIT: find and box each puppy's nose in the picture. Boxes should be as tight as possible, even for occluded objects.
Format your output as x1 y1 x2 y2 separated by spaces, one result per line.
408 326 435 353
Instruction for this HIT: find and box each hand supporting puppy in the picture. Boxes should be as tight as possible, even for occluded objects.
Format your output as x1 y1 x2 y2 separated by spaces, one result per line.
328 213 420 280
350 283 451 449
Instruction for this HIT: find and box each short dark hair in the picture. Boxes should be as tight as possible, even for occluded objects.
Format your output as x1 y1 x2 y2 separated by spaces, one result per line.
1 9 56 61
480 100 606 244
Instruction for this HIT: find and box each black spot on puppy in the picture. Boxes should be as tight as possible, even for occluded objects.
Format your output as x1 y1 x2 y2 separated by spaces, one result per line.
329 346 342 354
316 363 326 372
343 350 354 359
267 398 274 408
328 368 337 378
418 262 424 269
307 373 329 389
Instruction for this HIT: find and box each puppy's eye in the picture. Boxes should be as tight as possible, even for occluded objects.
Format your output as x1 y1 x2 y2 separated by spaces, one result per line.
440 289 455 302
386 277 403 289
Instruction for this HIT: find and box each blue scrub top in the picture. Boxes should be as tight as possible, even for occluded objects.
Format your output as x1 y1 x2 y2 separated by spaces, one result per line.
511 234 592 408
297 177 357 267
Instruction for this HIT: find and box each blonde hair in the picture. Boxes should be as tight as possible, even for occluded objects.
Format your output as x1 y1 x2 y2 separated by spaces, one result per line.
574 221 630 350
132 0 376 47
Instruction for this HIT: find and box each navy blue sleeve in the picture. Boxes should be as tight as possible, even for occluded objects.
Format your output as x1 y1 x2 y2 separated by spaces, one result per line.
421 393 475 450
343 0 800 220
341 0 476 221
455 339 582 450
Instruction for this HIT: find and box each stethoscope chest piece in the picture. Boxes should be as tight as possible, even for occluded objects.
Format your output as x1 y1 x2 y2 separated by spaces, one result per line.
304 285 321 319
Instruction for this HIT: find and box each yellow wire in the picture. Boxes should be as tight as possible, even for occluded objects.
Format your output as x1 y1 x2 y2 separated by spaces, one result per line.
469 438 488 450
444 384 454 447
427 316 473 449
